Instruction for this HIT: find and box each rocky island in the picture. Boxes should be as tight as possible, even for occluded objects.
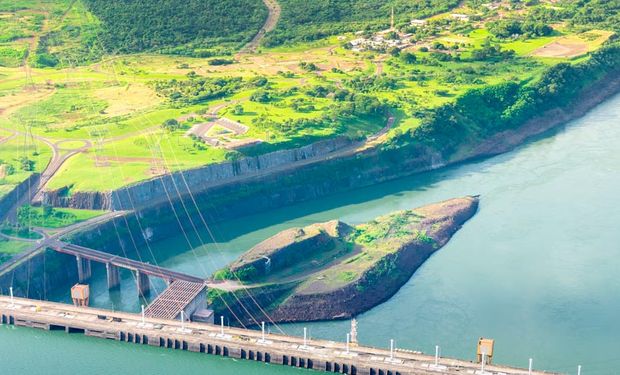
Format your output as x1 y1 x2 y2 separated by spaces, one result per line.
208 196 479 325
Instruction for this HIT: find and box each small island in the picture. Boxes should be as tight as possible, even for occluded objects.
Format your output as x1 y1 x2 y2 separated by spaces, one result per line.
208 196 479 325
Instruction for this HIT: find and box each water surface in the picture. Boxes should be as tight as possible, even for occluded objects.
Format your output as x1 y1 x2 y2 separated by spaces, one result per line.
3 94 620 374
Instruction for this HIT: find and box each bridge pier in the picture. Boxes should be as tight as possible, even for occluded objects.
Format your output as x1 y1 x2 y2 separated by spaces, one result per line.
106 263 120 290
76 256 92 283
136 271 150 296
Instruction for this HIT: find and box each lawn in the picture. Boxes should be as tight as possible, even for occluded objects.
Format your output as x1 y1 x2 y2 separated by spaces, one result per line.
0 128 52 198
0 239 32 265
17 205 105 228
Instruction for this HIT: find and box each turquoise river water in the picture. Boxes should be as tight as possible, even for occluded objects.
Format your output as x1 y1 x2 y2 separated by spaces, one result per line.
2 93 620 374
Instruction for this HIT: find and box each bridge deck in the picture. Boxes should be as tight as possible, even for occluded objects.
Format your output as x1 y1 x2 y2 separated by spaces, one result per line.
47 240 204 284
0 296 559 375
145 280 206 320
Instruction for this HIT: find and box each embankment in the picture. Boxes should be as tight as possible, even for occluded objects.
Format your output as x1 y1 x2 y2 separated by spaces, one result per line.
42 137 353 210
40 47 620 228
0 248 78 300
0 173 40 222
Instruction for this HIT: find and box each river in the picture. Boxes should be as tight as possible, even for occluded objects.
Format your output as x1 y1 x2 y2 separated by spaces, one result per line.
2 93 620 374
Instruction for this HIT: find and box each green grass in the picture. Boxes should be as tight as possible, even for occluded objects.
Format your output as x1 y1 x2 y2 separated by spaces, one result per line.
0 239 32 265
17 205 105 228
0 0 612 194
0 128 52 198
0 227 43 240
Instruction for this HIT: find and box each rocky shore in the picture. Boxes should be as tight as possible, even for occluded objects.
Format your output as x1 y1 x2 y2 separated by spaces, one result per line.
208 196 479 325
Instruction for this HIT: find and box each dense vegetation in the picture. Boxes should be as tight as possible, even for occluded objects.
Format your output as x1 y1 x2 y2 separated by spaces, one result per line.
83 0 267 54
395 44 620 156
152 75 244 105
264 0 461 46
17 205 102 228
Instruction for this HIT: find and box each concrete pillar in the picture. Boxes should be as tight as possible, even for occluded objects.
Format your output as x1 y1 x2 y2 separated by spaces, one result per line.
136 271 150 296
76 256 92 283
106 263 120 289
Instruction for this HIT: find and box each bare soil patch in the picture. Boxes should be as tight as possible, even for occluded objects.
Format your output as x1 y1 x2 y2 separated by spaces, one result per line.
94 84 161 117
532 40 588 58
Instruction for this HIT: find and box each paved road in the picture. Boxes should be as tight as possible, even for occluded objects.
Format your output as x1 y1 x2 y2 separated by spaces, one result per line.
0 211 129 275
48 239 205 283
0 124 93 222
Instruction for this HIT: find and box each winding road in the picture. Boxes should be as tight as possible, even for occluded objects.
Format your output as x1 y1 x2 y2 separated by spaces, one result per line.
239 0 281 54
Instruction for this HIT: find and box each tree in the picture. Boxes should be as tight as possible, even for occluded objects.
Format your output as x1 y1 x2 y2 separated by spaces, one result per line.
18 157 34 172
42 205 54 217
162 119 180 132
401 52 417 64
250 90 272 103
232 104 244 115
3 164 15 176
299 62 319 71
389 47 401 57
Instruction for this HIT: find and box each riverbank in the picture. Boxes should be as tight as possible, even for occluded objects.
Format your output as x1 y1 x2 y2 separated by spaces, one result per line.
39 48 620 224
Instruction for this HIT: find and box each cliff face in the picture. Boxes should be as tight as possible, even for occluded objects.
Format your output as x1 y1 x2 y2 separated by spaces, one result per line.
0 173 40 222
0 249 78 300
42 136 353 210
229 220 352 280
210 196 479 325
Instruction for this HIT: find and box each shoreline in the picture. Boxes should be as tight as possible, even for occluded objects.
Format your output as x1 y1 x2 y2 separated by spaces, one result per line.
210 197 480 325
1 64 619 297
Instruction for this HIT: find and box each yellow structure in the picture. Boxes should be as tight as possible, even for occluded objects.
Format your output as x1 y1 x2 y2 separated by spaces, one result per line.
71 284 90 307
477 337 495 364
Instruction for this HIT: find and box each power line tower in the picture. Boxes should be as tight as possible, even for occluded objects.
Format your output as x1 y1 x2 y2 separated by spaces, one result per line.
390 6 395 31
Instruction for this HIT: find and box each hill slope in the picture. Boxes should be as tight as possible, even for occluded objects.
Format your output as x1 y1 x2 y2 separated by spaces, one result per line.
83 0 268 54
264 0 460 46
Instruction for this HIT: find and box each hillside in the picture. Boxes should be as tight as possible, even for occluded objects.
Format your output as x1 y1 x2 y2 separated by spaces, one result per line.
83 0 268 55
0 0 618 212
264 0 461 46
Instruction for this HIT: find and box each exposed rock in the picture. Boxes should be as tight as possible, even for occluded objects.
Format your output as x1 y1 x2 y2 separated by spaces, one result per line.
230 220 353 280
42 136 352 210
210 196 479 325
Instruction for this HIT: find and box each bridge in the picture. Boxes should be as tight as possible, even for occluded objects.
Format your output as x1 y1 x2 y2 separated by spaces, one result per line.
47 239 204 296
0 296 557 375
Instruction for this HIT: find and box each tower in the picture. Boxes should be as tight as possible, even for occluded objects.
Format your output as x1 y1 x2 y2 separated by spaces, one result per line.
350 318 358 345
390 7 395 31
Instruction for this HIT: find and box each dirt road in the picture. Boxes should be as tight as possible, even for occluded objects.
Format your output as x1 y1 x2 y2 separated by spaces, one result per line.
240 0 281 54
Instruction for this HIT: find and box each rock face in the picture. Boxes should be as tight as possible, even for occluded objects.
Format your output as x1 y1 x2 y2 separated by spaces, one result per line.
42 136 353 210
0 173 40 222
210 196 479 325
230 220 352 280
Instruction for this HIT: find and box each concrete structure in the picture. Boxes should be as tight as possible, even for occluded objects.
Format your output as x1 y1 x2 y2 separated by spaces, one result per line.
144 280 208 321
0 296 560 375
46 239 204 296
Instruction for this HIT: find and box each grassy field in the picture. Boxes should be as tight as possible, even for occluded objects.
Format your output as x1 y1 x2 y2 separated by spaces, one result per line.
0 238 32 265
0 126 52 197
0 0 615 195
17 205 105 228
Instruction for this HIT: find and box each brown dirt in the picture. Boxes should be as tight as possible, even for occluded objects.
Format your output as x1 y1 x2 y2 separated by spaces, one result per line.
532 41 588 58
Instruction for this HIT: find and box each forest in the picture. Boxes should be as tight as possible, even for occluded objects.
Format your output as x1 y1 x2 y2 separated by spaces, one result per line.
82 0 267 54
